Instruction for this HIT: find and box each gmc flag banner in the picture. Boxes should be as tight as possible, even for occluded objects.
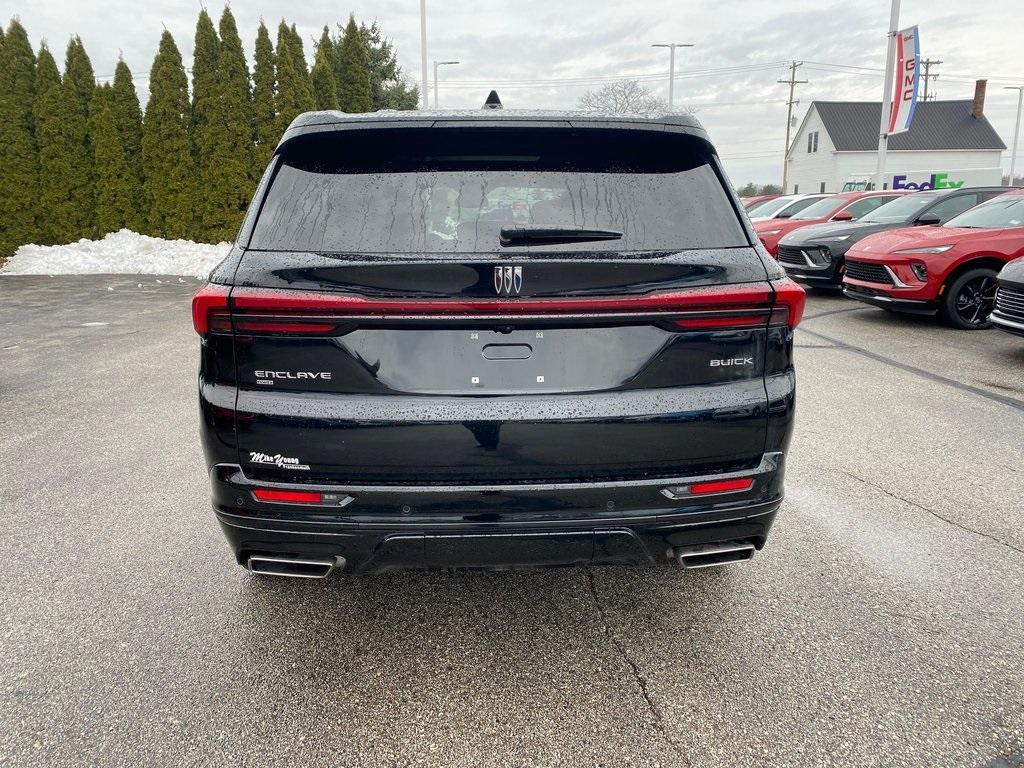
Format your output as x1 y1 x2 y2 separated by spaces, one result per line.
888 25 920 135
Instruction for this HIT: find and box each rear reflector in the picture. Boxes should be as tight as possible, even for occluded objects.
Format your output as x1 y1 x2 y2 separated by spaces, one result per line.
252 488 323 504
660 477 755 499
689 478 755 495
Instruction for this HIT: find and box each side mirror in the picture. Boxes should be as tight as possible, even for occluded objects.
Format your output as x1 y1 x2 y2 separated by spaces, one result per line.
831 210 854 221
777 210 794 219
915 214 941 226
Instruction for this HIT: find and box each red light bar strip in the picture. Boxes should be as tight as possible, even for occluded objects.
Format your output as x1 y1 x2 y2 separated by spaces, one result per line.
689 478 755 495
230 283 775 317
252 488 323 504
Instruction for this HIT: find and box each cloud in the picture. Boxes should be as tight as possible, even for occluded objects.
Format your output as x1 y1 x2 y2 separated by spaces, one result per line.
11 0 1024 183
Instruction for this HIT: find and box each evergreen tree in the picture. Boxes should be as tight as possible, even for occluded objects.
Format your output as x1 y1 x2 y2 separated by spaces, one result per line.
380 80 419 110
64 36 94 114
360 20 418 110
60 37 95 238
311 26 338 110
335 16 372 113
252 20 277 173
287 24 309 81
141 31 195 239
273 22 314 137
202 7 254 240
0 19 38 257
33 44 72 244
190 9 220 238
110 59 143 228
90 83 135 234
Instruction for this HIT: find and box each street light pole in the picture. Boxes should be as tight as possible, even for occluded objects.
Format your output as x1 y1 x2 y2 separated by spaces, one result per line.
420 0 428 109
651 43 694 111
433 60 460 109
1004 86 1024 184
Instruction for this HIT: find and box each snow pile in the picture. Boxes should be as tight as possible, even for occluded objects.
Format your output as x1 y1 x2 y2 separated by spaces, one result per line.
0 229 231 277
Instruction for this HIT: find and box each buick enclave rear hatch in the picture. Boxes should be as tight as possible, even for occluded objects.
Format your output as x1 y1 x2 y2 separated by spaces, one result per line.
211 125 796 484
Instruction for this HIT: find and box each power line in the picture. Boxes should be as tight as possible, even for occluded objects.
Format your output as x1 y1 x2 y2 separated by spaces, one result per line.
920 58 942 101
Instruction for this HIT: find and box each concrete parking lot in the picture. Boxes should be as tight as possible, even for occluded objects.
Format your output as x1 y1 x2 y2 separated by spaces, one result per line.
1 275 1022 767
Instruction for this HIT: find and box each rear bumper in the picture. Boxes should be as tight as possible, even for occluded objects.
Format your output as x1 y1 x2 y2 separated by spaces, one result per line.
210 453 786 572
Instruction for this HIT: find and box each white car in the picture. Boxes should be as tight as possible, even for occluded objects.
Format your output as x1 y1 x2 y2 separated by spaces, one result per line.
748 193 832 222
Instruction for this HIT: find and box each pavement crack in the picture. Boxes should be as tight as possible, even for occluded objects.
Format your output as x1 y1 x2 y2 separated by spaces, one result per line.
840 469 1024 557
585 569 691 765
798 327 1024 413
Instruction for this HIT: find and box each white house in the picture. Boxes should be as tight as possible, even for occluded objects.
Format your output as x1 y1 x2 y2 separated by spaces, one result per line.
785 82 1005 194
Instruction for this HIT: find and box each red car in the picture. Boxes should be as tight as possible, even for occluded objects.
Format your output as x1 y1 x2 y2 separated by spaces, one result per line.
843 189 1024 329
740 194 780 210
753 191 905 257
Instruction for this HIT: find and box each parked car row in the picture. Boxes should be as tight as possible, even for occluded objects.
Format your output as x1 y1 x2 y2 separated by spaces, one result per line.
745 186 1024 334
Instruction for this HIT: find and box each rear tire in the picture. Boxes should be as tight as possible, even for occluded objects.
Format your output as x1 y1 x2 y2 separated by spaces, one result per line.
941 268 998 330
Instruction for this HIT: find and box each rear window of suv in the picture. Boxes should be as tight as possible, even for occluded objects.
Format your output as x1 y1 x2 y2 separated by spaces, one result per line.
248 127 747 253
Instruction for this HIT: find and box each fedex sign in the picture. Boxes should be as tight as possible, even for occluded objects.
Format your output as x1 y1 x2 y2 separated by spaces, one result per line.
892 173 965 190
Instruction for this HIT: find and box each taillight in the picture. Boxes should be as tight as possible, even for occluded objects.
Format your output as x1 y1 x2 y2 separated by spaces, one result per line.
770 278 806 329
195 280 807 335
191 283 230 335
252 488 323 504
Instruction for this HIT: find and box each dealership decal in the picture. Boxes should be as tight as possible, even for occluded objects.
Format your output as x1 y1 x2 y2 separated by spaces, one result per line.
887 25 920 136
249 452 311 470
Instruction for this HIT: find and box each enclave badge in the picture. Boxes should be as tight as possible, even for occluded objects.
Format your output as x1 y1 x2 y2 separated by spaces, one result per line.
494 266 523 296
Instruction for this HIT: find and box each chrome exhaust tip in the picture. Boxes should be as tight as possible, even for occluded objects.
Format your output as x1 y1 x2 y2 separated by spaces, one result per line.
675 541 755 569
246 555 345 579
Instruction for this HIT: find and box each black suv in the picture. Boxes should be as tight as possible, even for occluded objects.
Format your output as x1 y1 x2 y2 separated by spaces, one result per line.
777 187 1010 288
193 108 805 577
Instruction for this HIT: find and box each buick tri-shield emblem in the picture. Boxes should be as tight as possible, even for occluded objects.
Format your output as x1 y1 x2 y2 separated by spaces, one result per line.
494 266 523 296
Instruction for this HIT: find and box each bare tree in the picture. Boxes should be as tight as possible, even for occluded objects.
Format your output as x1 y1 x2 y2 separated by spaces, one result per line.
576 80 667 114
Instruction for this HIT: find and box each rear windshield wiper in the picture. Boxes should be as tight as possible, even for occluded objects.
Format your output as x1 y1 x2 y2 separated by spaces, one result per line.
499 227 624 247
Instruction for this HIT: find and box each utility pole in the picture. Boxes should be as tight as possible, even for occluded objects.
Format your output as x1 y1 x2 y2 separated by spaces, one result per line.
1005 86 1023 185
778 61 807 193
921 57 942 101
420 0 429 109
652 43 694 110
433 60 459 109
874 0 901 191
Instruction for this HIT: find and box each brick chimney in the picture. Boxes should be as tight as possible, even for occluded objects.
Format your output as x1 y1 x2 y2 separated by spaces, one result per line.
972 79 987 119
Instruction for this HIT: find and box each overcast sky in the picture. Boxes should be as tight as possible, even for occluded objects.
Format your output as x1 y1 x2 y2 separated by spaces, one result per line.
7 0 1024 184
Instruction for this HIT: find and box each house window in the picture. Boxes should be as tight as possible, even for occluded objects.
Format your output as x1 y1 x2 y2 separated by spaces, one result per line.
794 184 799 193
807 131 819 153
820 182 826 193
813 131 819 152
